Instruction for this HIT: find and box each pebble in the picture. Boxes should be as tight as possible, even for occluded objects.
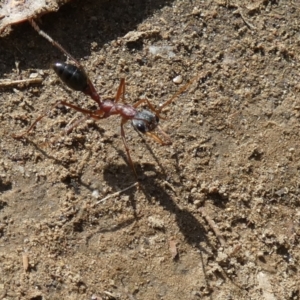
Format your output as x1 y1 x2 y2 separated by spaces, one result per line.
173 75 183 84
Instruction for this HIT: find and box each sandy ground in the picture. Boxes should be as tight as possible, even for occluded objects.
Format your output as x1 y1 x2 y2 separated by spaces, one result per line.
0 0 300 299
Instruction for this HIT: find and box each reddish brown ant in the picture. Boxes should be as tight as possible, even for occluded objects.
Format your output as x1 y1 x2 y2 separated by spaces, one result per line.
14 19 196 180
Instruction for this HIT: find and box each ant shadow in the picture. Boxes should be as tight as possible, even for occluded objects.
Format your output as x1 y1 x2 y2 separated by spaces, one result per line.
103 157 214 253
75 131 216 257
16 134 216 297
103 161 216 298
16 128 212 254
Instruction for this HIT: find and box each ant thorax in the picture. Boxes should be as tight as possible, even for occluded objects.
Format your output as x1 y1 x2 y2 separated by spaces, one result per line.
132 110 159 133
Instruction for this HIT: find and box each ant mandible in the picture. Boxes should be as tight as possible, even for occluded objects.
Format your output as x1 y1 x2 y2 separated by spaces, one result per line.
14 19 196 181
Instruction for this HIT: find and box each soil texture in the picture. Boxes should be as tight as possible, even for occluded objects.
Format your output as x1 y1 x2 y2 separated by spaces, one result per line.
0 0 300 299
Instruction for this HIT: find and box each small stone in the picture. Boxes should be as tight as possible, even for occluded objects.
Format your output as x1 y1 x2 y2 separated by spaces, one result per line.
173 75 183 84
29 72 39 78
92 190 99 198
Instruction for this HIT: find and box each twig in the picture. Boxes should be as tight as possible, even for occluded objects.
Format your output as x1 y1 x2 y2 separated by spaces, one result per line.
96 182 139 204
233 7 257 30
0 77 43 88
199 207 225 246
217 2 257 30
22 252 29 272
103 291 117 298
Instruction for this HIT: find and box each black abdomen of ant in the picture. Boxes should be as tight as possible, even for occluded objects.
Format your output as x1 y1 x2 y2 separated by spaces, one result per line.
53 62 89 92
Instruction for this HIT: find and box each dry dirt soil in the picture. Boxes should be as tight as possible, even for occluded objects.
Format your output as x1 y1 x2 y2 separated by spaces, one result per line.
0 0 300 299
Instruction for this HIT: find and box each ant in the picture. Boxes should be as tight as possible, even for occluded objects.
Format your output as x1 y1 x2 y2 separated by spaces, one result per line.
14 19 196 181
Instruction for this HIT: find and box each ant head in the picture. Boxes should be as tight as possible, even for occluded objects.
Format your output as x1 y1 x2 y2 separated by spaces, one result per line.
132 110 159 133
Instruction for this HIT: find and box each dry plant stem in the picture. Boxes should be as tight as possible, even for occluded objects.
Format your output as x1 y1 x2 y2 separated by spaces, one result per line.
96 182 139 204
199 207 226 246
104 291 117 298
218 2 256 30
0 78 43 87
29 19 80 65
22 253 29 272
233 7 257 30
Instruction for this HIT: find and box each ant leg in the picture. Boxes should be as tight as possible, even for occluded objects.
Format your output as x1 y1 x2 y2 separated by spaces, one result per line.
29 19 80 68
145 128 172 145
62 110 106 134
144 131 165 144
158 75 200 113
13 100 104 139
120 118 138 181
59 101 104 119
114 78 126 103
133 76 199 115
64 115 90 134
12 114 46 138
133 98 163 117
12 101 65 138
